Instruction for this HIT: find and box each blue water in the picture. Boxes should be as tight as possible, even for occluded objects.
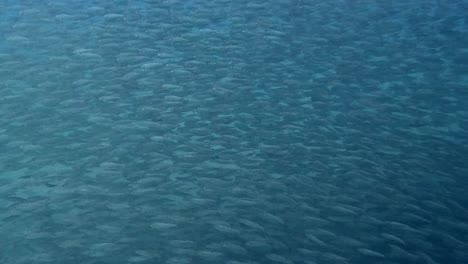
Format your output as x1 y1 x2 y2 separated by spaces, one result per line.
0 0 467 263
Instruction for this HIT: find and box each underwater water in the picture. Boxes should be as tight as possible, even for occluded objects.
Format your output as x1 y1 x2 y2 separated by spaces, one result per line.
0 0 467 263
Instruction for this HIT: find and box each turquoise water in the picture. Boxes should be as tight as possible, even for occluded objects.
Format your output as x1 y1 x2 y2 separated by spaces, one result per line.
0 0 467 263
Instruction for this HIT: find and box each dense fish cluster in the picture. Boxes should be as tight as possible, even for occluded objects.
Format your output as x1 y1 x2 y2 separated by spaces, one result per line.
0 0 467 263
